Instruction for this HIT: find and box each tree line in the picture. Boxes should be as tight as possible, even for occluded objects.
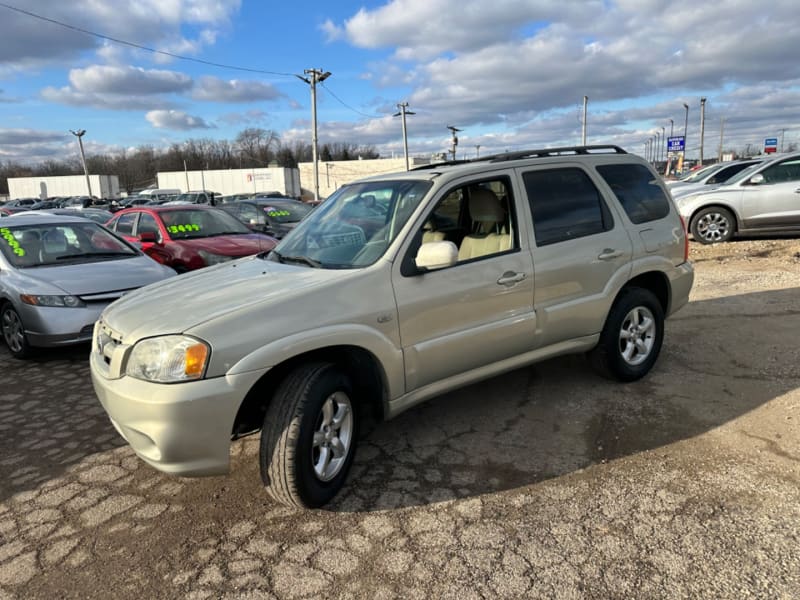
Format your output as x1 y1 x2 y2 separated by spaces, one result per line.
0 128 379 196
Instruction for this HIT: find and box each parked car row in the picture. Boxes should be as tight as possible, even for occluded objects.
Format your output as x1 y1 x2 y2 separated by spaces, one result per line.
669 152 800 244
0 205 279 358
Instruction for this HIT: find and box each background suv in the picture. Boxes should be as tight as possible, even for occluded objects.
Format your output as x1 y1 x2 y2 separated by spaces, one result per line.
675 152 800 243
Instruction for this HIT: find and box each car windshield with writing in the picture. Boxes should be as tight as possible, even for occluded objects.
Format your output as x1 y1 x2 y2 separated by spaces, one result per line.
0 222 137 268
160 208 252 239
261 201 312 223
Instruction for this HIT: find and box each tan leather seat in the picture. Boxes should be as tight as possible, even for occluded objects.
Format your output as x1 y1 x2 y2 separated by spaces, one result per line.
458 189 511 260
422 221 445 244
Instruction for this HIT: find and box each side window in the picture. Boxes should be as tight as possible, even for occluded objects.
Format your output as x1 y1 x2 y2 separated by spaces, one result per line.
760 158 800 184
239 204 264 225
415 177 518 263
136 213 161 239
524 168 612 246
114 212 137 236
595 163 670 224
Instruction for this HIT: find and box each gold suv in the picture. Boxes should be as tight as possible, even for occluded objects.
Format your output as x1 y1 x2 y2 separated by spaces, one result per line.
90 146 694 508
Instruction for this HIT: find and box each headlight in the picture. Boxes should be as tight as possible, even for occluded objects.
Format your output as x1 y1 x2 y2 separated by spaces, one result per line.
125 335 209 383
20 294 84 308
197 250 233 266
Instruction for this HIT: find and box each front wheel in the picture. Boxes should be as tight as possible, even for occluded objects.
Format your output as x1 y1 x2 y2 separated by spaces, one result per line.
589 287 664 382
690 206 735 244
1 304 34 359
260 363 358 508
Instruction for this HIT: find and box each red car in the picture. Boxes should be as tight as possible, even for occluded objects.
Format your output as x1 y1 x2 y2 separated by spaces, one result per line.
105 206 278 272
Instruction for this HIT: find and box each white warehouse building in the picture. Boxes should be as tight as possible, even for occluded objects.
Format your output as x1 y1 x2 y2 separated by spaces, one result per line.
8 174 120 200
156 167 301 198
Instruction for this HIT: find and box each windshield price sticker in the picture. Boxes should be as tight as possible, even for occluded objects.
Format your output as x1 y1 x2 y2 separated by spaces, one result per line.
167 224 201 234
0 228 26 256
264 208 290 217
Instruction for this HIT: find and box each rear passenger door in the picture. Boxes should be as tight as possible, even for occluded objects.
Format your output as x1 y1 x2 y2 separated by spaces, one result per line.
519 164 632 347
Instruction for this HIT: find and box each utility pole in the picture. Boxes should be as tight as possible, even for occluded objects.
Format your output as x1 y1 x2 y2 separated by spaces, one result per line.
581 95 588 145
699 97 707 165
718 118 725 161
669 119 674 138
779 128 788 152
661 127 666 164
69 129 92 198
683 102 689 160
393 102 415 171
446 125 461 161
297 68 331 201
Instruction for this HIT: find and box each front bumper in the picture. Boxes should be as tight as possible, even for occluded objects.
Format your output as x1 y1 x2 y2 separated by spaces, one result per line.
20 302 107 347
90 351 268 476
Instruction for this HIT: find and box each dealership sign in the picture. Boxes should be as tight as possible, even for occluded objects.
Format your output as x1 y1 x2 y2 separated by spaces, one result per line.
764 138 778 154
667 136 685 157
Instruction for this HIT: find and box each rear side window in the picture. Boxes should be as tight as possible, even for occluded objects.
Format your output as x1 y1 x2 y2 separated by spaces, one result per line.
596 164 670 224
113 212 137 235
523 167 612 246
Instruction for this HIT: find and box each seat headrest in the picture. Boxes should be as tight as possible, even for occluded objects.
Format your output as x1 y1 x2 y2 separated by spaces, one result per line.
469 188 504 223
42 229 67 253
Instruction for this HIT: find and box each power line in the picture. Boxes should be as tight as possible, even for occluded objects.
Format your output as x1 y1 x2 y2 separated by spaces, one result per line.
0 2 296 78
320 82 384 119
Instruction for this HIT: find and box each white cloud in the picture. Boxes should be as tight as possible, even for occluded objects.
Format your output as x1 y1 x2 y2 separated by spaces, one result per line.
191 77 284 103
0 0 241 68
146 109 214 130
68 65 193 94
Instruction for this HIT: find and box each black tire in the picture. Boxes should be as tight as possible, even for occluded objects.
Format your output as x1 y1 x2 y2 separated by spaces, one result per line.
690 206 735 244
1 304 34 359
260 363 358 508
589 287 664 382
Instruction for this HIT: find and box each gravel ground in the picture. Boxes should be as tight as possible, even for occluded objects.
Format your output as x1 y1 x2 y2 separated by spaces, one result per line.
0 238 799 599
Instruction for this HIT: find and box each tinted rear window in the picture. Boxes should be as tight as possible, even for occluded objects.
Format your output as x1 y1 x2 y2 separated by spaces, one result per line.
596 164 671 224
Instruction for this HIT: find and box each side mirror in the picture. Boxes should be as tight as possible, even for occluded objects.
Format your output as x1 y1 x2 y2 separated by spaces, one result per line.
139 231 158 243
415 241 458 271
748 173 765 185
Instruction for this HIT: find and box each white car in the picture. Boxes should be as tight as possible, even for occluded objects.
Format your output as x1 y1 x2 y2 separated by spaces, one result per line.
675 152 800 243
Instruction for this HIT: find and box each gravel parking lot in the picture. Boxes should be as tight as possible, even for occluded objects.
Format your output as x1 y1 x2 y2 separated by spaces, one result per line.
1 238 799 599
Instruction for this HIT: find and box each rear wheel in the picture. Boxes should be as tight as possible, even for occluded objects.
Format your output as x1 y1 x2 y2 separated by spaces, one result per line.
690 207 734 244
1 304 34 359
260 363 358 508
589 287 664 382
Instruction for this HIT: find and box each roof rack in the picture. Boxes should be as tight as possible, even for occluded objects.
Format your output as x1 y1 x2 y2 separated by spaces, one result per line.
410 145 627 171
483 145 628 162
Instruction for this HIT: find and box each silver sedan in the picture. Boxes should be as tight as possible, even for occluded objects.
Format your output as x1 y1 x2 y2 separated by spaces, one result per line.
0 213 176 358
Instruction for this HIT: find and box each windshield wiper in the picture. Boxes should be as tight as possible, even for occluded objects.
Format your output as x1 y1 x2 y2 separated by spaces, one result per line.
269 250 321 268
56 252 134 260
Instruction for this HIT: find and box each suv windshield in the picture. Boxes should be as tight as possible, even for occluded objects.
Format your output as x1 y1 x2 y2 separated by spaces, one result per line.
272 179 432 269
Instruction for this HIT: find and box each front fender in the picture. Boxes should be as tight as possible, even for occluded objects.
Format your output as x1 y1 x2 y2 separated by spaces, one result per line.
225 323 405 401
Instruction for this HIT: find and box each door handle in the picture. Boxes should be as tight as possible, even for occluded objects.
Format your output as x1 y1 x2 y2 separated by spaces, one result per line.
497 271 526 286
794 188 800 194
598 248 623 261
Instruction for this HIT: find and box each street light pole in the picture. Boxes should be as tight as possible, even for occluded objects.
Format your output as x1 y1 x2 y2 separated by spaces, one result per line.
297 68 331 202
661 127 666 164
581 95 588 145
699 97 707 165
669 119 674 138
683 103 690 160
393 102 415 171
69 129 92 198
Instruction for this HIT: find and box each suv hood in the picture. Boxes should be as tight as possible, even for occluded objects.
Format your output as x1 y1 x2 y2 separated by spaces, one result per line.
100 256 347 341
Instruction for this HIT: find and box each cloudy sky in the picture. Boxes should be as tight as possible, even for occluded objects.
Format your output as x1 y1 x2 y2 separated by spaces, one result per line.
0 0 798 165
